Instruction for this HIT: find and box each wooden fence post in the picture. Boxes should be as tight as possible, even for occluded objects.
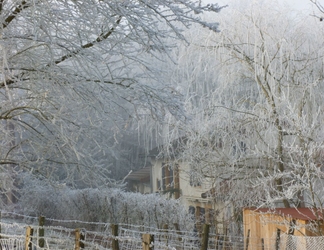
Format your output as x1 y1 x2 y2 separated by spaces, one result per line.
200 224 210 250
75 228 85 250
163 224 169 245
174 223 183 243
39 216 45 248
142 233 154 250
25 226 34 250
245 229 250 250
111 224 119 250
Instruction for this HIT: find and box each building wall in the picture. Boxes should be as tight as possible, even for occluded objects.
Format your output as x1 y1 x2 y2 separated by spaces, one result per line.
151 159 212 197
151 158 229 233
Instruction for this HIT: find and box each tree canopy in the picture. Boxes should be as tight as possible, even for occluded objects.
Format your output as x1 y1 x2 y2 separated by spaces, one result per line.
0 0 223 205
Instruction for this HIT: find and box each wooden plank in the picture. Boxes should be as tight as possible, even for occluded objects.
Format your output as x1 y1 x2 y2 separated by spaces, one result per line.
75 229 80 250
142 234 154 250
75 228 84 250
25 226 33 250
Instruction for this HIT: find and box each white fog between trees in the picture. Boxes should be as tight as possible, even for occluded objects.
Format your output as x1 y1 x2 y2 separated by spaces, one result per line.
1 0 324 233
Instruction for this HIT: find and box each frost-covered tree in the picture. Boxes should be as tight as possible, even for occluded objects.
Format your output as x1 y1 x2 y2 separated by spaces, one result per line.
0 0 223 205
163 0 324 217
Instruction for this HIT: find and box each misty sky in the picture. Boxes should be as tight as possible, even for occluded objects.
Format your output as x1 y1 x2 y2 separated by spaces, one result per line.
215 0 315 12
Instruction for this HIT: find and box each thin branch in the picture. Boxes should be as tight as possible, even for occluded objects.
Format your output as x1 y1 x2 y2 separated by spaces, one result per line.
0 16 123 87
52 16 122 66
3 1 30 29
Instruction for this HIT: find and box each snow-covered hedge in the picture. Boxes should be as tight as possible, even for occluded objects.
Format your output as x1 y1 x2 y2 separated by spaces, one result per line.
18 175 194 230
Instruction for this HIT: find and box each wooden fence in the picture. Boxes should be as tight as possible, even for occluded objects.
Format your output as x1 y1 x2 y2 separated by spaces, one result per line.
2 213 323 250
0 213 245 250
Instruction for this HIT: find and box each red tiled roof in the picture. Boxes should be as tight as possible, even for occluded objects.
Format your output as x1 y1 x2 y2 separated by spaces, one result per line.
246 207 324 221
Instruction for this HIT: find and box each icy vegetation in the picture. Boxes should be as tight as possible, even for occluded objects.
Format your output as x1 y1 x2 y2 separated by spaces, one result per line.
159 0 324 212
2 0 324 237
0 0 223 206
18 174 194 230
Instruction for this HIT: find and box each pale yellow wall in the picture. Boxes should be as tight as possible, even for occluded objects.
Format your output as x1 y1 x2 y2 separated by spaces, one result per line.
151 158 229 232
178 161 212 198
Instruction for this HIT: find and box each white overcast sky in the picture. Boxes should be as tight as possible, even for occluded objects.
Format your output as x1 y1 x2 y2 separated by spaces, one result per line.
215 0 315 12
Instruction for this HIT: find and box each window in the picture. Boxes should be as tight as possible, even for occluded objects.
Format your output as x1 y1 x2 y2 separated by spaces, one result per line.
232 141 246 155
240 141 246 153
189 171 201 187
216 138 223 148
189 206 195 216
197 207 205 224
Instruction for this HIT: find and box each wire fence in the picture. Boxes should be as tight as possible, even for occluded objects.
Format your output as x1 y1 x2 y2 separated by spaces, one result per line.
279 234 324 250
0 211 245 250
0 238 25 249
2 211 324 249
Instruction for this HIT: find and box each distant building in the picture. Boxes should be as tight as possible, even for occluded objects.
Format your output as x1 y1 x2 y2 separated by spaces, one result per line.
126 142 231 234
